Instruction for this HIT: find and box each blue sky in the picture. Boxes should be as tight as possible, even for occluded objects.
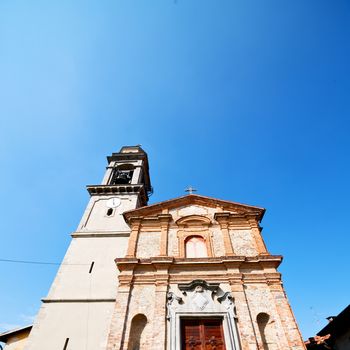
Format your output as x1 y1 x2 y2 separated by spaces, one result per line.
0 0 349 340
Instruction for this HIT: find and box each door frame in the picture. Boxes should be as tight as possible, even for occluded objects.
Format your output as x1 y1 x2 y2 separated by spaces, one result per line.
180 316 226 350
171 312 241 350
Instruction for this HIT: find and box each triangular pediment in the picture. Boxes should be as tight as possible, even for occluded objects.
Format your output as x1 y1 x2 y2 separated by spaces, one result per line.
123 194 265 221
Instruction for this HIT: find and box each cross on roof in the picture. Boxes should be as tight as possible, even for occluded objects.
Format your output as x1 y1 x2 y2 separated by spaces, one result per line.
185 185 197 195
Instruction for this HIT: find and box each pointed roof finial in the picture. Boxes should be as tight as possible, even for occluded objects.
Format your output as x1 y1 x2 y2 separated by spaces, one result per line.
185 185 197 195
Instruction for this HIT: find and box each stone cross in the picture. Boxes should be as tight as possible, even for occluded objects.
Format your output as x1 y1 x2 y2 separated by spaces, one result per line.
185 186 197 195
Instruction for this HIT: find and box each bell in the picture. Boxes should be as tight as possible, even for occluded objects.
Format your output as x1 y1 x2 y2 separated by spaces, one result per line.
113 171 131 184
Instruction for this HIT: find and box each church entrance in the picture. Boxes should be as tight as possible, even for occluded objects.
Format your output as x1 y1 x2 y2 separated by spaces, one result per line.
181 318 226 350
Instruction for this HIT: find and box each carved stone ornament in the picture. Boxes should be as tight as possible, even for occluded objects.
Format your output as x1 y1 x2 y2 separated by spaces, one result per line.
167 292 183 320
167 280 241 350
178 279 220 293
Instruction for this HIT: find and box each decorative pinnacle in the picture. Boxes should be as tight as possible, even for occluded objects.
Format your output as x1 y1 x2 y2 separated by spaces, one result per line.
185 185 197 195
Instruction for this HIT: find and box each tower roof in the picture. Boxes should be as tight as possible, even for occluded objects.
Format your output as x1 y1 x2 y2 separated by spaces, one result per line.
107 145 148 163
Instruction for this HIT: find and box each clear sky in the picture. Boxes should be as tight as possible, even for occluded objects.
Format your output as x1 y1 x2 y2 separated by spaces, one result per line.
0 0 349 341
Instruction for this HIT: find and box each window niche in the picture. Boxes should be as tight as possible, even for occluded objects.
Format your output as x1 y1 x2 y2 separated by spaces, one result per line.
185 235 208 258
127 314 148 350
176 215 213 258
257 312 279 350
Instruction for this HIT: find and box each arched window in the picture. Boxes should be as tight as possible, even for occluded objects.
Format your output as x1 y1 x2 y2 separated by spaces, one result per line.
185 235 208 258
128 314 147 350
257 313 278 350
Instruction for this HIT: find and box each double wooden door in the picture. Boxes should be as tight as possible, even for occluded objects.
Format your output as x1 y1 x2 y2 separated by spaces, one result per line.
181 318 226 350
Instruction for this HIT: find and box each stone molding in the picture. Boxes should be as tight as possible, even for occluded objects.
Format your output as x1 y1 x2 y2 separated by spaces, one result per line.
114 256 283 287
116 255 281 268
125 213 172 226
178 279 220 293
42 298 116 303
175 215 211 227
177 228 214 258
86 184 148 205
71 231 130 238
167 279 241 350
123 194 265 221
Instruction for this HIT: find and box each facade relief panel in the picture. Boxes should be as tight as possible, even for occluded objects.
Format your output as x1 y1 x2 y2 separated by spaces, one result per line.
136 231 161 258
211 227 225 257
167 228 179 257
230 229 258 256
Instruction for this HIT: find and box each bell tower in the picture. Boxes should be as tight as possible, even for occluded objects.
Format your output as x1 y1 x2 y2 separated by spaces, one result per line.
78 145 152 233
25 146 152 350
103 145 151 197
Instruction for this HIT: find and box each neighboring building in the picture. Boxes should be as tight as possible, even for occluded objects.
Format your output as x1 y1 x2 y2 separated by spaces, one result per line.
12 146 305 349
305 305 350 350
0 325 32 350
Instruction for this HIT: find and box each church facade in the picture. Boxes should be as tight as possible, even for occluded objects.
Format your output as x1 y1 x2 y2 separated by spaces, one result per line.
24 146 305 350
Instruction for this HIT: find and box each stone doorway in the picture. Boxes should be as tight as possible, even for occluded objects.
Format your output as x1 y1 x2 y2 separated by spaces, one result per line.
181 318 226 350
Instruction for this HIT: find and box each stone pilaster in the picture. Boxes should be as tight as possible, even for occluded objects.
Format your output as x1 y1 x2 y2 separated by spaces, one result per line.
152 284 168 349
158 214 172 256
214 213 235 256
229 280 260 350
248 216 268 255
151 258 172 349
269 283 306 349
126 218 142 257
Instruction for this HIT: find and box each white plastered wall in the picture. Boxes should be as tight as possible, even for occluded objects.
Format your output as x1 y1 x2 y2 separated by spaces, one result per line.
25 302 115 350
25 190 136 350
47 236 128 300
25 235 129 350
78 195 139 232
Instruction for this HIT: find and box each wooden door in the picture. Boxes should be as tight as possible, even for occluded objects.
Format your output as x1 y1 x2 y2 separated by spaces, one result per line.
181 318 226 350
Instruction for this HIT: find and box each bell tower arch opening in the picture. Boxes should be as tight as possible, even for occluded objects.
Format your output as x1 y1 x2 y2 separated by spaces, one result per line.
111 164 135 185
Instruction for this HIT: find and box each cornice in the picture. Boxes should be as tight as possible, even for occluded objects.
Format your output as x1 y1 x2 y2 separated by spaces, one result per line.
123 194 265 221
71 231 130 238
115 255 282 272
107 148 148 164
87 184 145 195
214 211 262 224
126 213 173 226
86 184 148 205
42 298 116 303
129 271 282 285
